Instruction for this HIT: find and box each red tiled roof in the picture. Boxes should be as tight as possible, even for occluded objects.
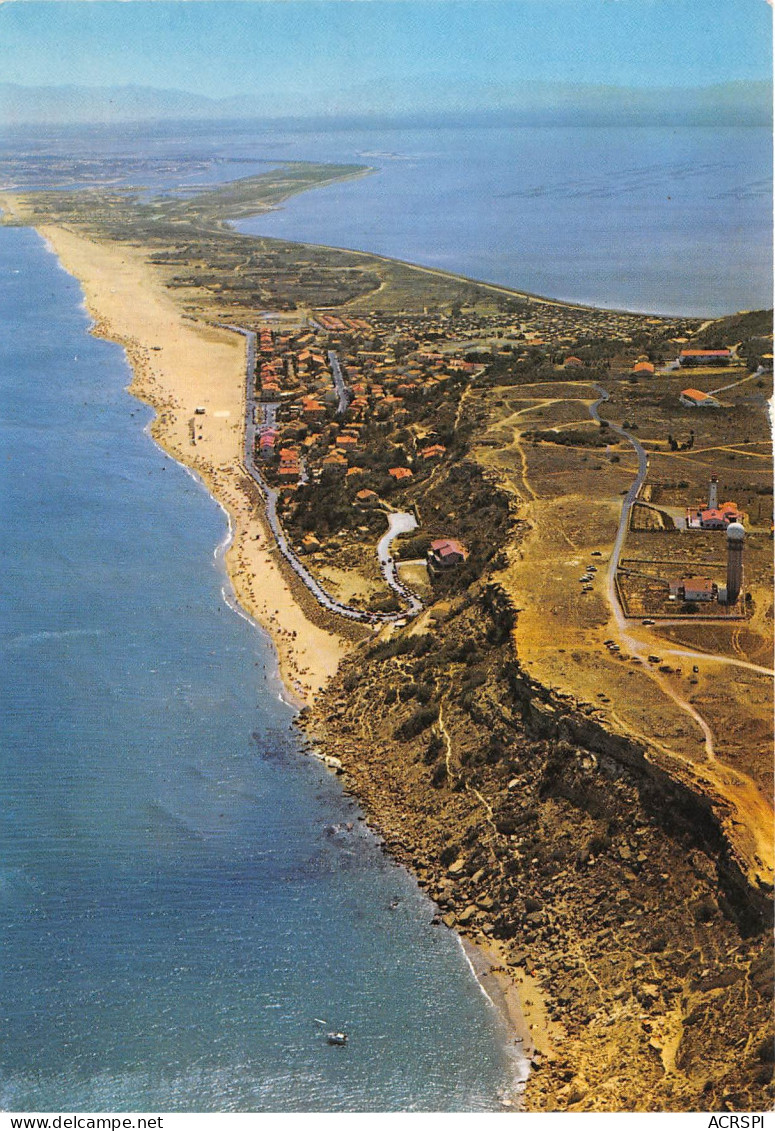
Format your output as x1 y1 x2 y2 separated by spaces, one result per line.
430 537 468 559
680 349 731 357
681 577 714 591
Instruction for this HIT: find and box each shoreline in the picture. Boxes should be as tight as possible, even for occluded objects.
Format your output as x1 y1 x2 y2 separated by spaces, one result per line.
14 213 547 1090
459 936 549 1065
6 187 715 324
31 220 348 710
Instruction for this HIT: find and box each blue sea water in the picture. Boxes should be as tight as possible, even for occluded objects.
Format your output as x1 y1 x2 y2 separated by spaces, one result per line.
1 116 770 1112
233 123 772 318
0 226 517 1111
4 120 770 316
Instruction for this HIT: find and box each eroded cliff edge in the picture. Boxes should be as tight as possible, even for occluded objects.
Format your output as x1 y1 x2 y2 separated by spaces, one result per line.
301 528 773 1112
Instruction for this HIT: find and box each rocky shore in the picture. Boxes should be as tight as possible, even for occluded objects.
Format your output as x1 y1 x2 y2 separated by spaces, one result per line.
299 578 774 1111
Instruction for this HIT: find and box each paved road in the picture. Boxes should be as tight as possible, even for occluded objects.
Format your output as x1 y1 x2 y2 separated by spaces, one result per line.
657 647 774 677
377 511 424 618
710 364 764 396
222 324 422 624
589 385 649 625
327 350 350 416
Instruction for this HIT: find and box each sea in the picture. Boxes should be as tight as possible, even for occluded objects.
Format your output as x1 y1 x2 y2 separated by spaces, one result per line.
0 118 771 1112
2 119 771 316
0 225 518 1111
236 124 772 318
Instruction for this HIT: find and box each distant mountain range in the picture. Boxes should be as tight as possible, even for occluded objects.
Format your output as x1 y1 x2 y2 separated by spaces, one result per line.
1 79 771 128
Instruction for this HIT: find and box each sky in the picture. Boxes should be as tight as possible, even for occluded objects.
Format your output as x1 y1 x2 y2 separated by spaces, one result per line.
0 0 771 101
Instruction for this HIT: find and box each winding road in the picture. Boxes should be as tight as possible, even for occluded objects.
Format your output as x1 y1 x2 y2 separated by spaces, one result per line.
589 384 649 619
223 324 423 624
377 511 424 617
587 384 773 887
589 383 726 757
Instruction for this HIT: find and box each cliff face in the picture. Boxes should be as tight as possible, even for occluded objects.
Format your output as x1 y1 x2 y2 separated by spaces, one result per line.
303 578 774 1111
509 666 773 934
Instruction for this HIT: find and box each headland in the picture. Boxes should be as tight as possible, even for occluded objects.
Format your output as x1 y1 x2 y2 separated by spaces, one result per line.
3 160 772 1111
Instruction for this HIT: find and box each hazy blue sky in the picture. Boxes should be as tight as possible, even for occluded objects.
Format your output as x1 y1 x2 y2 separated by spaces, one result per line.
1 1 771 99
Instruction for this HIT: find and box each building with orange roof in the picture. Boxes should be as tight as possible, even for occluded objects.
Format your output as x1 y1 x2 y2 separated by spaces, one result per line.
258 435 277 460
300 533 322 553
355 488 379 506
679 388 721 408
278 463 301 481
302 398 326 420
322 451 348 472
668 577 717 602
388 467 414 481
679 349 731 367
687 501 743 530
428 538 468 571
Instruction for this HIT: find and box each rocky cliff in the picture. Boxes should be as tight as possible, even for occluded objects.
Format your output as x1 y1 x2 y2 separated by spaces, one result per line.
302 576 774 1110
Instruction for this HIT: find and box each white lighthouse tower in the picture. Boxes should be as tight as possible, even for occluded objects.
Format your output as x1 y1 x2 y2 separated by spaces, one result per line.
725 522 745 605
708 476 719 510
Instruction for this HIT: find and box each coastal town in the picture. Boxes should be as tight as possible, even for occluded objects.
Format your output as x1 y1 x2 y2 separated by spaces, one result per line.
205 299 772 644
3 160 772 1114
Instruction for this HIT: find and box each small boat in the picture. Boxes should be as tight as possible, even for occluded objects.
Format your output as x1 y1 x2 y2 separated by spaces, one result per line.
327 1031 348 1046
